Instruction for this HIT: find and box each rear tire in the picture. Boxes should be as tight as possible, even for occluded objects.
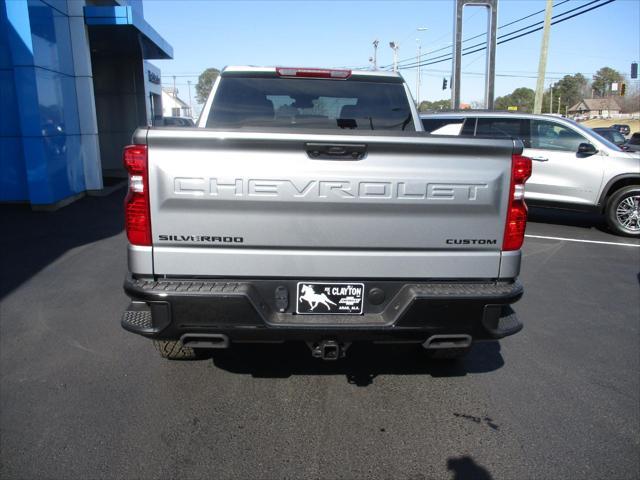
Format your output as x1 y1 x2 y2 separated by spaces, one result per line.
606 186 640 237
423 346 471 360
153 340 198 360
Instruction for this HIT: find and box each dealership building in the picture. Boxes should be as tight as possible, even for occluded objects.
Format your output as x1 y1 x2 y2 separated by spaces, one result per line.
1 0 172 208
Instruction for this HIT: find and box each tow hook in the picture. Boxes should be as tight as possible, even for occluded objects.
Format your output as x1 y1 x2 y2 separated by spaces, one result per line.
307 340 350 360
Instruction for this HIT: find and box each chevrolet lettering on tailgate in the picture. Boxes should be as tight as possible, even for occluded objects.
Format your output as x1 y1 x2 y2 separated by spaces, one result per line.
173 177 489 201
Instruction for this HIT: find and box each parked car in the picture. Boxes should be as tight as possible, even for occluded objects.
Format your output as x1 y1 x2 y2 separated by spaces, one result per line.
624 132 640 153
611 124 631 136
421 112 640 237
591 127 629 149
120 66 530 362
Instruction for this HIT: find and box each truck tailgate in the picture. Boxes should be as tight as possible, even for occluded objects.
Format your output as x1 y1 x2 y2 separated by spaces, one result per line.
145 129 518 279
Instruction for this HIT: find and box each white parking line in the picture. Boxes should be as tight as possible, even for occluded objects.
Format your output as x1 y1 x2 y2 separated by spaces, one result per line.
525 234 640 248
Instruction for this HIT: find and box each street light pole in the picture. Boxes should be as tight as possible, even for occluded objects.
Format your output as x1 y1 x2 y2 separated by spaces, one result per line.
415 27 427 107
416 40 421 104
187 80 193 118
557 95 561 115
372 39 379 70
389 42 399 72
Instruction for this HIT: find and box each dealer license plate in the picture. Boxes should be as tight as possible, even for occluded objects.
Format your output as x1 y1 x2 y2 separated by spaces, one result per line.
296 282 364 315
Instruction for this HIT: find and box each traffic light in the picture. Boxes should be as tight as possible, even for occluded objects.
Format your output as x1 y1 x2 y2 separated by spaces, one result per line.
620 83 626 96
632 62 638 79
442 77 448 90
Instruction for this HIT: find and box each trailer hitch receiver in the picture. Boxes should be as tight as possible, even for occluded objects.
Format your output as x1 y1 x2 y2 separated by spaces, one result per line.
308 340 349 360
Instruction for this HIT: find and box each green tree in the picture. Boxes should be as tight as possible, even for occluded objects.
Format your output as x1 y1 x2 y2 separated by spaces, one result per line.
542 73 589 114
418 99 451 111
592 67 623 97
195 68 221 104
494 87 535 112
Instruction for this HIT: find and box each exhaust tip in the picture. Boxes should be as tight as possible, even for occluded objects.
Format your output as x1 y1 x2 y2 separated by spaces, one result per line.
423 334 472 350
180 333 229 349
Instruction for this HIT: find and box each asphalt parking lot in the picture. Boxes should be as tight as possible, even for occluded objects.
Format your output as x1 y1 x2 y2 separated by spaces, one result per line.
1 189 638 480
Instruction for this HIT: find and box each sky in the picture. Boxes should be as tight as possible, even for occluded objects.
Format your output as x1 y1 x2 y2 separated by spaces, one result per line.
143 0 640 109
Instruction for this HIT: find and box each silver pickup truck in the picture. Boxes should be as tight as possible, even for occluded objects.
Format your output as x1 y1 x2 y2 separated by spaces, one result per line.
121 66 531 361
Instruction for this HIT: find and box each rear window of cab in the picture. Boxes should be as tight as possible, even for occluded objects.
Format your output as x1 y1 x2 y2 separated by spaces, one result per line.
207 76 415 131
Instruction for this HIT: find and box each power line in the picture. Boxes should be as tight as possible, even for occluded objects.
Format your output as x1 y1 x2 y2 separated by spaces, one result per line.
395 0 616 71
383 0 573 69
391 0 608 70
423 70 580 80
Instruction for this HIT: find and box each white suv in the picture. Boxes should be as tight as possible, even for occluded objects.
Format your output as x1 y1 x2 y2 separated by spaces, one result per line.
421 112 640 237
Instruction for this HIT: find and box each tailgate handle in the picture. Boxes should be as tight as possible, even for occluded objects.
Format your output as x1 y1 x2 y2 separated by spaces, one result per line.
305 143 367 160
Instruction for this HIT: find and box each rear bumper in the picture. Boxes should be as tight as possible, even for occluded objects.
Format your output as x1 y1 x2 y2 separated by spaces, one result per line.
122 275 523 343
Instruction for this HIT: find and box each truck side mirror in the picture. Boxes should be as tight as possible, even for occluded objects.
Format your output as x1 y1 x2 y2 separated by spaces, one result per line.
577 143 597 156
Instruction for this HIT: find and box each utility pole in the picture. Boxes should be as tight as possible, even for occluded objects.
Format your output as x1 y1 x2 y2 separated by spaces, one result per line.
172 75 176 98
187 80 193 117
389 42 399 72
549 85 553 114
372 39 379 70
534 0 553 114
557 95 561 115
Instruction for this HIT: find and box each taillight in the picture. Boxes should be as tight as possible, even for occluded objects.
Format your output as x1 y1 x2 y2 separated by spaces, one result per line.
275 67 351 79
503 153 532 251
123 144 151 246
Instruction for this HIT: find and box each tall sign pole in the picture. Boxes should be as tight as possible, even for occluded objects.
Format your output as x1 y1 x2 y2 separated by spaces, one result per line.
534 0 553 114
452 0 498 110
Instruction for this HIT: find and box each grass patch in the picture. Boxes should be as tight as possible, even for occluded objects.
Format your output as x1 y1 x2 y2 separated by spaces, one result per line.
581 118 640 133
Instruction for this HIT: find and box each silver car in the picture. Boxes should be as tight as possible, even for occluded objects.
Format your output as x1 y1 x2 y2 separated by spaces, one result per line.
421 112 640 237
